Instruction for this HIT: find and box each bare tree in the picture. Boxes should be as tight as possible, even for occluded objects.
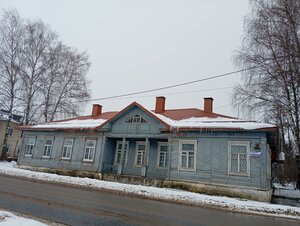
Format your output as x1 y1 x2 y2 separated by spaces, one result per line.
41 43 90 122
0 9 23 159
19 20 57 125
0 8 91 129
234 0 300 157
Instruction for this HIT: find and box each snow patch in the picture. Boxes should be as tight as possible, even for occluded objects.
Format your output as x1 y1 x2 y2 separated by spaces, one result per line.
0 161 299 218
0 210 47 226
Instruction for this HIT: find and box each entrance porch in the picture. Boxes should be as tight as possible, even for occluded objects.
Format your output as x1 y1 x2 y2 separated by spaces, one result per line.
101 136 169 180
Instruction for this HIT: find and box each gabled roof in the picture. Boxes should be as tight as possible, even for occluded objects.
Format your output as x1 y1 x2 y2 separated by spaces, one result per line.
95 102 170 130
19 101 277 132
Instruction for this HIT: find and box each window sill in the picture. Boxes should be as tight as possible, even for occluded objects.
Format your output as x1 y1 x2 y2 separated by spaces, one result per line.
82 159 94 163
24 155 32 158
178 168 196 172
228 172 250 177
134 165 143 168
42 156 50 159
61 158 71 161
157 166 168 169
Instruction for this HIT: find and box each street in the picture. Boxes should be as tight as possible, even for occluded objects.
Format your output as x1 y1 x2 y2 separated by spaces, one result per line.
0 174 298 226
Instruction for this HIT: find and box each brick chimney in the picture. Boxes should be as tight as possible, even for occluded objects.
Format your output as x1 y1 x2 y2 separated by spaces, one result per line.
92 104 102 117
155 96 166 113
204 97 214 113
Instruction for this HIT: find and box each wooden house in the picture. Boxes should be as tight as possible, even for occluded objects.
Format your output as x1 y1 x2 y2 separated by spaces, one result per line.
18 97 277 201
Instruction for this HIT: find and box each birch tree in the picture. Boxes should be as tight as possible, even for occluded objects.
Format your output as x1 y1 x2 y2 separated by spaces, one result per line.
234 0 300 158
0 9 91 126
0 9 23 159
41 43 90 122
20 20 57 125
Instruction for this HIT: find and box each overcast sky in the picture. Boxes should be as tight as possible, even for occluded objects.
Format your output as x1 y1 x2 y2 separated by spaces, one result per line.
1 0 249 117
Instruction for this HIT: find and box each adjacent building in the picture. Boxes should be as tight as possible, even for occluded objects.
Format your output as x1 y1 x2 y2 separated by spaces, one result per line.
18 97 278 201
0 110 22 160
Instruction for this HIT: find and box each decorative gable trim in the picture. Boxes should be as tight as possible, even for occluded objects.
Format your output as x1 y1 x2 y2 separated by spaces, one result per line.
96 102 171 130
125 114 148 124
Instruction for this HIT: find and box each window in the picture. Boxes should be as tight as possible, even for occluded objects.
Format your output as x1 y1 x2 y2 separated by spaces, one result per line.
42 138 53 158
115 141 129 165
6 145 10 154
157 143 168 168
8 128 13 136
228 141 250 176
126 114 148 123
62 138 74 159
83 139 96 161
25 137 35 156
179 140 197 171
135 142 146 167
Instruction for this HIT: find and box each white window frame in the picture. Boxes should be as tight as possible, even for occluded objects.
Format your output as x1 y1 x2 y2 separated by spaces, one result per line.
114 141 129 165
228 141 250 177
42 138 53 158
83 139 96 162
178 140 197 171
157 142 168 168
61 138 74 160
134 141 147 167
25 137 35 157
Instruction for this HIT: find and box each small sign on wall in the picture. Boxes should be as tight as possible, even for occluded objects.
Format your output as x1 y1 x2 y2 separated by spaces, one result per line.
250 152 262 157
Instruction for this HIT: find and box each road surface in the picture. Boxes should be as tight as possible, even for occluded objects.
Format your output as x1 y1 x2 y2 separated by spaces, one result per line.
0 174 298 226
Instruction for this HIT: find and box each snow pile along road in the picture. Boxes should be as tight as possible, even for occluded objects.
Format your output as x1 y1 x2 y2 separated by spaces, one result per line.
273 183 300 199
0 161 300 219
0 210 47 226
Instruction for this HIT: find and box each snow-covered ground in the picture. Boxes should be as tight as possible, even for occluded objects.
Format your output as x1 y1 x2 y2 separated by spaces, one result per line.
1 161 300 219
0 210 47 226
273 183 300 199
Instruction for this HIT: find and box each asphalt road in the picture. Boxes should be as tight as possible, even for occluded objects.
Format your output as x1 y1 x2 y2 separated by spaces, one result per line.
0 175 299 226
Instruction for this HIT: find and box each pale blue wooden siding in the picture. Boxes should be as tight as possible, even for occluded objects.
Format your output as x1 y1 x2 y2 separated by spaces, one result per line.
101 138 116 172
169 131 271 189
101 106 169 178
108 107 167 135
18 105 273 191
102 138 168 179
18 131 103 172
146 140 168 179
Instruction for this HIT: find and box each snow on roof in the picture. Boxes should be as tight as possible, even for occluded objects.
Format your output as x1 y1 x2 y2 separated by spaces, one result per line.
31 118 107 129
154 114 276 130
22 102 276 131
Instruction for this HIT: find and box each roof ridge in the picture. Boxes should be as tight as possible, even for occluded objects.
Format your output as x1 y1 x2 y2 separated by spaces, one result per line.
151 108 200 111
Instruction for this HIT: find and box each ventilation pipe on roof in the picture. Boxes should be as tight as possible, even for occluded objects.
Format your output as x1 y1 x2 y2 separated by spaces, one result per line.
155 96 166 114
92 104 102 117
204 97 214 113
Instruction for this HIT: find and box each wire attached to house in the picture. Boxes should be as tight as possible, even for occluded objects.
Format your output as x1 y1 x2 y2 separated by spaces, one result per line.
75 66 260 103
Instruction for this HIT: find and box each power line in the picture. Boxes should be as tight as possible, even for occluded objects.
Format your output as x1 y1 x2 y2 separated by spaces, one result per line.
97 86 234 101
214 103 231 110
76 66 259 103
